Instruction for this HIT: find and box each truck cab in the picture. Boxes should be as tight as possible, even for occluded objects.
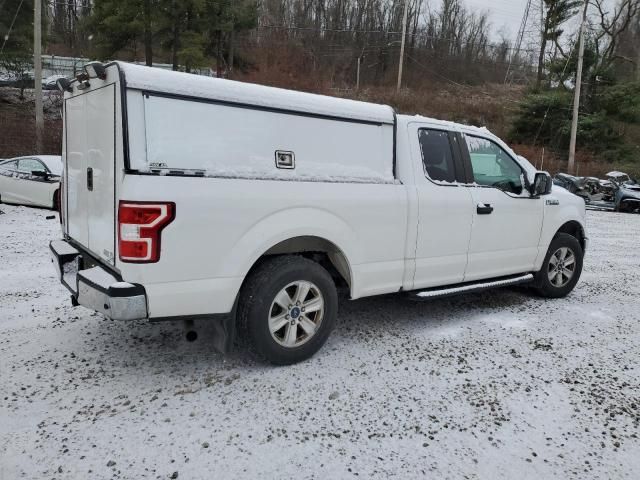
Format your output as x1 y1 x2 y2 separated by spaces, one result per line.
50 62 587 365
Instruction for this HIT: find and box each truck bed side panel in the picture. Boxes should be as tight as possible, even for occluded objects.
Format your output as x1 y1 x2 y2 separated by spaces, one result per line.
117 176 408 317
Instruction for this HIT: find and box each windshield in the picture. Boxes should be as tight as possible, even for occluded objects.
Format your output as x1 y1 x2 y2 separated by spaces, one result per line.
39 156 63 175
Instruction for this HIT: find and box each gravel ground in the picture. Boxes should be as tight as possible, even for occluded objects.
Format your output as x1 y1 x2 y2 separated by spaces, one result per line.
1 204 639 479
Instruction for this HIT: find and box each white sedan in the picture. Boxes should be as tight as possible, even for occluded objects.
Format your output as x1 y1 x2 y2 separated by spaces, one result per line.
0 155 62 209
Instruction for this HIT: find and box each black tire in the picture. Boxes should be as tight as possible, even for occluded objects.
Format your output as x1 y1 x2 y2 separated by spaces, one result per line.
52 190 60 211
533 233 583 298
237 255 338 365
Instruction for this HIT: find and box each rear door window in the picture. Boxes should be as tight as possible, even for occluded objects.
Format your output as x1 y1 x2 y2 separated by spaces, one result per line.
418 129 457 183
0 160 18 172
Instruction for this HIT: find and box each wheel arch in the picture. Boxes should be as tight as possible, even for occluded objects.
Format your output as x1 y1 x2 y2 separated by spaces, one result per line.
242 235 354 294
221 207 360 299
555 220 586 251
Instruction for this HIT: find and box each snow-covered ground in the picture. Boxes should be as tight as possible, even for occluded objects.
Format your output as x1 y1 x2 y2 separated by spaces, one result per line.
1 204 639 479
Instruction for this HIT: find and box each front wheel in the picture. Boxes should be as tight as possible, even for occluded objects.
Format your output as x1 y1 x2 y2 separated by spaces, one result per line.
237 256 338 365
533 233 583 298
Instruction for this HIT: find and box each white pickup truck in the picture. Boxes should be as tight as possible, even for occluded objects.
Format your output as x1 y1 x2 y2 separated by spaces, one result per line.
50 62 587 364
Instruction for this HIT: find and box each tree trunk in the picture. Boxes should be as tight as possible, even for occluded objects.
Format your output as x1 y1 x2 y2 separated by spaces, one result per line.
228 28 235 78
216 30 223 77
171 22 179 70
536 35 547 88
143 0 153 66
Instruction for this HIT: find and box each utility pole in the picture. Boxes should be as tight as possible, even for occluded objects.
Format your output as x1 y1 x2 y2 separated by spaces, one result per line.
540 0 545 71
34 0 44 153
396 0 409 92
356 45 366 91
540 0 544 48
568 0 589 174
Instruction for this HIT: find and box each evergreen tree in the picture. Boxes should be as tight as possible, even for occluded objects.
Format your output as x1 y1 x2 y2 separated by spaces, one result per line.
197 0 258 75
88 0 160 66
87 0 257 73
157 0 207 71
536 0 582 88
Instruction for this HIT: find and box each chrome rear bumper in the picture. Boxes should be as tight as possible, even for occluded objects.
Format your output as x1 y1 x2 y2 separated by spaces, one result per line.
49 240 148 321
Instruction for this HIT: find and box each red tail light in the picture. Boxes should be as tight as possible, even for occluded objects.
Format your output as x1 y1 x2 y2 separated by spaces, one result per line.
118 201 175 263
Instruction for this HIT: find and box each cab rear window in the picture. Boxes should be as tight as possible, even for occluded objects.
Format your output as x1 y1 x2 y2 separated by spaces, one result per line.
418 129 457 183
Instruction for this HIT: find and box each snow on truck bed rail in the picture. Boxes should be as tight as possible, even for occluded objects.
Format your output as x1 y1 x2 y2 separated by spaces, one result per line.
138 164 397 184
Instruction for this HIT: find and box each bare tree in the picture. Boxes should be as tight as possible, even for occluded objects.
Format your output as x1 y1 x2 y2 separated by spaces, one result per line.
591 0 640 72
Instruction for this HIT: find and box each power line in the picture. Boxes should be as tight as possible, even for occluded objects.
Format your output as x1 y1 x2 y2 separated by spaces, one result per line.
1 0 25 55
238 37 535 70
406 54 528 106
256 25 539 53
532 52 574 147
46 1 92 9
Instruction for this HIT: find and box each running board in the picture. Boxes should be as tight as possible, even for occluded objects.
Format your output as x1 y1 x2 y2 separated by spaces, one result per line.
409 273 534 301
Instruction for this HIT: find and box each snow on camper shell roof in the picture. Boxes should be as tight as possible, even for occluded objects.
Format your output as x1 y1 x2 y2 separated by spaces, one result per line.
115 62 395 125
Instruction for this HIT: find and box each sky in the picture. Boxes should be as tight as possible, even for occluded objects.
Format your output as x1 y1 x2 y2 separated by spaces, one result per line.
463 0 533 40
457 0 618 42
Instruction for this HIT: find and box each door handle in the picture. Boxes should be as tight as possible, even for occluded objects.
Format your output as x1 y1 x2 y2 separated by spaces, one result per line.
476 203 493 214
86 167 93 191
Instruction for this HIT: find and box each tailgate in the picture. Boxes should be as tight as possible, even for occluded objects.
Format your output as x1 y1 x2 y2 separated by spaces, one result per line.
64 82 117 265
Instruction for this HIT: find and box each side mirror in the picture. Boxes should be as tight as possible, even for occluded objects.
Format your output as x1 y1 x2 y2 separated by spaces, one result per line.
531 172 552 196
31 170 49 179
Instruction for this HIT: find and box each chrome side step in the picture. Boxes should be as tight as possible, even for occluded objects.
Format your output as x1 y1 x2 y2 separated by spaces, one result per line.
410 273 534 301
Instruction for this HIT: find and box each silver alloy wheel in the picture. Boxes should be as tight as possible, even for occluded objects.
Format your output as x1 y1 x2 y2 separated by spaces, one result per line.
547 247 576 288
268 280 325 348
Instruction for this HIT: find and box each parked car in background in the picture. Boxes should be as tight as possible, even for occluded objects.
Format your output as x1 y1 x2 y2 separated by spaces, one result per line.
607 171 640 213
553 170 640 214
42 74 67 90
0 156 62 209
553 173 600 200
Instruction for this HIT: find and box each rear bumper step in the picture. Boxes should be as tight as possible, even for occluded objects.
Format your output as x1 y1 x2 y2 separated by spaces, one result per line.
410 273 534 301
49 240 148 320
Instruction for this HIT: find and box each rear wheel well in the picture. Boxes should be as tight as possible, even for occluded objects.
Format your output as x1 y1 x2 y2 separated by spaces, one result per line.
556 221 585 251
244 236 352 292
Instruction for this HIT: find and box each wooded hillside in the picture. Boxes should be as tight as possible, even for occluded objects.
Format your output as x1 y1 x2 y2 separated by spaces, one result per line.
1 0 639 175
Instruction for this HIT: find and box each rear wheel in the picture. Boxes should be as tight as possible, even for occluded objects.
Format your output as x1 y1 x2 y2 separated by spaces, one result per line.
237 256 338 365
533 233 583 298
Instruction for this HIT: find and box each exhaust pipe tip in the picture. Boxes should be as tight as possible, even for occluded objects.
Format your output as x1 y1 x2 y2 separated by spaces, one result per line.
185 330 198 342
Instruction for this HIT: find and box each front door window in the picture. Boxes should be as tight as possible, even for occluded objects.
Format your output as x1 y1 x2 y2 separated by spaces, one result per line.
464 135 524 195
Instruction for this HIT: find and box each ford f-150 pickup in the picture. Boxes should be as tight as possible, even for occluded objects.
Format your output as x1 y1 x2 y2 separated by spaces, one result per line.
50 62 587 364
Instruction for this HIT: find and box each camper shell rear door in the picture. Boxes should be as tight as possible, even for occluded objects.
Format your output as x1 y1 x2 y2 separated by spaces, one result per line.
63 65 120 265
